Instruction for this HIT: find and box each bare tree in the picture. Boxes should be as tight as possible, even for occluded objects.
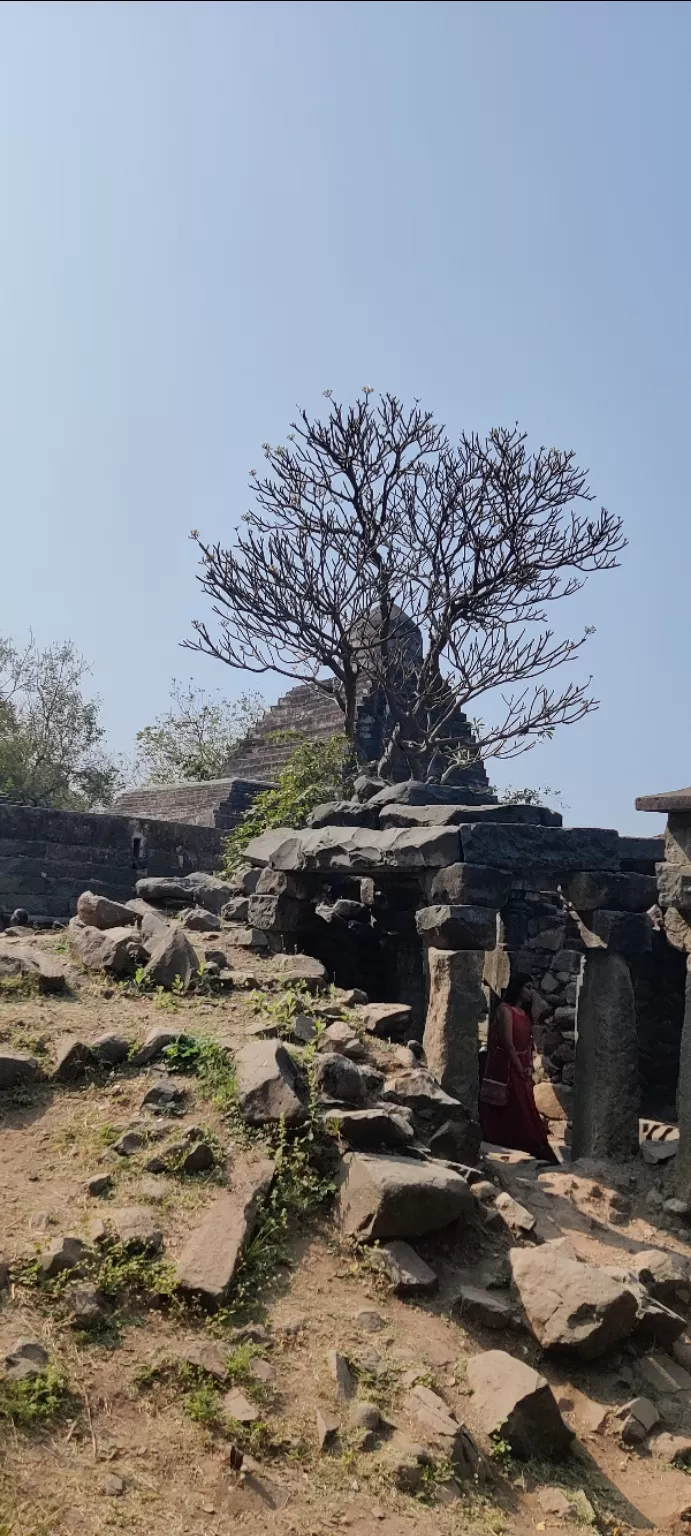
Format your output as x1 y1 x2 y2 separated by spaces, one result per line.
188 391 625 781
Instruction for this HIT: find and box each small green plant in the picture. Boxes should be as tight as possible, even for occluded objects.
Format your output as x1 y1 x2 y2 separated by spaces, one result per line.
184 1382 223 1428
0 1365 70 1428
163 1034 239 1115
223 734 351 872
248 982 316 1038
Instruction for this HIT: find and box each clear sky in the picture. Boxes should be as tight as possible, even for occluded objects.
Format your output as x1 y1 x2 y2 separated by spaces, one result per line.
0 0 688 836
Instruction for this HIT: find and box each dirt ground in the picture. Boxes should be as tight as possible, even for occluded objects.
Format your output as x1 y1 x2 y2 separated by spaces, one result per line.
3 936 691 1536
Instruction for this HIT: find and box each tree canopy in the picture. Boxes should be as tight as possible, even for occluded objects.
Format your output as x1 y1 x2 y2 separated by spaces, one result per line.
131 679 264 786
189 390 625 781
0 636 120 809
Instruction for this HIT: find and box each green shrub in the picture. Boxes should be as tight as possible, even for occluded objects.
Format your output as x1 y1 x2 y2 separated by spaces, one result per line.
223 734 351 872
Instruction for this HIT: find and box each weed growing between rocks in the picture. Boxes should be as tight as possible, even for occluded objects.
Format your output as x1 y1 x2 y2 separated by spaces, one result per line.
0 1366 71 1429
162 1034 240 1116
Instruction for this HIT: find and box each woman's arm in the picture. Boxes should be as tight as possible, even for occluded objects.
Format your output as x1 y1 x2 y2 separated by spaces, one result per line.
495 1004 531 1079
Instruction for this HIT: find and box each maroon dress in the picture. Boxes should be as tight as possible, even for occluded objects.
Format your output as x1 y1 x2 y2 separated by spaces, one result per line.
480 1005 557 1162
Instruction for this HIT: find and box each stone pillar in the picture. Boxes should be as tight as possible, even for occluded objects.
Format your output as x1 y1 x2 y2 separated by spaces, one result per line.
675 960 691 1200
571 949 639 1161
423 948 485 1117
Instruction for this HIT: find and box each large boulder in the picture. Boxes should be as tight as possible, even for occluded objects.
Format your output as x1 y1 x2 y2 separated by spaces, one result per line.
323 1107 415 1151
179 907 222 934
68 918 145 977
176 1161 275 1303
142 927 200 991
313 1053 383 1105
235 1040 308 1125
509 1246 639 1359
0 939 67 993
466 1350 572 1459
135 873 236 915
77 891 138 931
338 1151 474 1240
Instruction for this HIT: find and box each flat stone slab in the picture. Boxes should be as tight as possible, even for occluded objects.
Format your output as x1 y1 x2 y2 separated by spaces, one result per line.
374 1240 438 1294
175 1160 275 1303
510 1245 639 1359
636 787 691 814
565 871 658 913
459 823 620 872
379 802 561 829
338 1151 473 1240
244 825 461 873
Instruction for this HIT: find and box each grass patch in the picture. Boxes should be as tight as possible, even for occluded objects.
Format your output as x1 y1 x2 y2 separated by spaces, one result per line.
184 1382 223 1428
0 1366 71 1429
18 1239 177 1312
162 1034 239 1116
247 982 321 1039
0 973 40 999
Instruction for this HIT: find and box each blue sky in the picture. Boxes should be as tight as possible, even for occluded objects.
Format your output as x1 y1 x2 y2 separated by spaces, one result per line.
0 0 688 835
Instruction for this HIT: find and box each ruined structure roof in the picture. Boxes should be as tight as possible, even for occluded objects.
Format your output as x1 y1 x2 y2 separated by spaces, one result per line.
635 787 691 813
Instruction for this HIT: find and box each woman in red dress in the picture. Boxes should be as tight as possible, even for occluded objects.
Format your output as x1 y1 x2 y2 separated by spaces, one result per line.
479 972 557 1162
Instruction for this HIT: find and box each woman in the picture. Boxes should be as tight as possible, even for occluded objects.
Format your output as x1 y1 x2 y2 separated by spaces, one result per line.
479 972 558 1163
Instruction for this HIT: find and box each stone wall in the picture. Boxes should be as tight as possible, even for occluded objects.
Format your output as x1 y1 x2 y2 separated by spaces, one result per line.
0 803 222 922
113 778 270 831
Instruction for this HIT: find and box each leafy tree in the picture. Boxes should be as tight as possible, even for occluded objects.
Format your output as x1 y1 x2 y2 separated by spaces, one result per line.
0 636 120 809
189 389 625 781
131 679 264 786
224 734 350 872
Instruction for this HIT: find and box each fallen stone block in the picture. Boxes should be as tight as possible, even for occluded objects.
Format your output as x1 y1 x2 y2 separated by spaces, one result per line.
221 896 250 924
68 918 145 977
175 1161 275 1304
459 822 620 872
0 1050 39 1089
416 904 498 950
77 891 139 930
109 1207 163 1252
179 907 222 933
612 1396 659 1444
248 893 313 933
373 1240 438 1294
322 1107 414 1151
361 1001 413 1040
39 1235 89 1279
53 1035 97 1082
428 1116 482 1165
142 927 200 991
650 1431 691 1464
404 1384 484 1478
129 1026 181 1067
494 1191 536 1235
534 1081 572 1121
141 1079 186 1111
314 1053 383 1106
235 1040 308 1125
466 1348 572 1458
452 1285 513 1330
90 1032 129 1067
316 1405 340 1449
382 1068 470 1136
510 1245 638 1359
0 937 67 993
3 1338 50 1380
627 1248 690 1306
67 1286 109 1331
136 873 236 915
273 953 328 991
326 1348 356 1399
338 1151 473 1240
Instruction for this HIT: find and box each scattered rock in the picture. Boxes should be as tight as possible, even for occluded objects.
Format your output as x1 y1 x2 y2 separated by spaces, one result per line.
628 1248 690 1305
351 1400 381 1431
361 1002 413 1040
613 1395 660 1444
538 1488 572 1518
639 1353 691 1396
143 927 200 991
175 1161 275 1304
3 1338 49 1380
86 1174 113 1197
314 1053 383 1105
136 873 236 914
509 1245 639 1359
235 1040 307 1126
0 938 67 992
338 1151 474 1240
90 1032 129 1067
130 1026 181 1067
428 1117 482 1165
650 1432 691 1464
170 1339 231 1381
53 1035 96 1082
113 1130 146 1157
326 1349 356 1400
533 1081 572 1121
68 918 145 977
0 1050 39 1089
39 1235 89 1279
381 1068 472 1136
102 1475 125 1497
324 1106 415 1152
452 1285 513 1331
467 1349 572 1459
141 1079 186 1111
223 1389 258 1423
67 1286 108 1331
273 953 328 991
109 1206 163 1252
221 897 250 924
405 1384 484 1478
316 1406 340 1450
320 1020 358 1053
180 1140 215 1174
179 907 222 933
495 1191 536 1235
356 1308 385 1332
373 1240 438 1295
77 891 138 931
292 1012 318 1044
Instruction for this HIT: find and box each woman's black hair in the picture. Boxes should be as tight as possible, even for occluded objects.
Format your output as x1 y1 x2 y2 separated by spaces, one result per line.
504 972 534 1005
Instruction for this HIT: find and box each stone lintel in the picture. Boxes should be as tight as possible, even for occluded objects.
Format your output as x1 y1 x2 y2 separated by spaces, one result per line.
636 788 691 814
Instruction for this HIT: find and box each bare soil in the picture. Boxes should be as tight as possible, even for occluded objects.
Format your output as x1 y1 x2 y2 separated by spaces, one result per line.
2 935 691 1535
